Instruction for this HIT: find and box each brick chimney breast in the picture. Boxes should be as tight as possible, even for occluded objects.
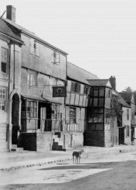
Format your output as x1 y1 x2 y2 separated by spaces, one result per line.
6 5 16 22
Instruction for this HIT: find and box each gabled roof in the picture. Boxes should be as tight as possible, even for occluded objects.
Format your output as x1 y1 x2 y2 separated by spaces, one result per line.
112 90 131 108
67 62 98 85
87 79 111 88
0 18 23 44
3 18 68 55
118 95 131 108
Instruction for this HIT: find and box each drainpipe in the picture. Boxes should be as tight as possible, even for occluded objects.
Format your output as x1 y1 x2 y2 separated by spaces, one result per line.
7 41 12 151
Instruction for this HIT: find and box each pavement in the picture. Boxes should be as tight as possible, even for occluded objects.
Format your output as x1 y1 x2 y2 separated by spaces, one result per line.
0 144 136 171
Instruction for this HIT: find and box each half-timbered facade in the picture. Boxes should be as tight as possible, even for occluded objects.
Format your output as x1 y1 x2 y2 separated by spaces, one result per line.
65 62 98 148
84 79 119 147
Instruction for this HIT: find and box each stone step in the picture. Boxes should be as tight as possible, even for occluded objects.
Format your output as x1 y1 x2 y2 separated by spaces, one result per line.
16 147 24 152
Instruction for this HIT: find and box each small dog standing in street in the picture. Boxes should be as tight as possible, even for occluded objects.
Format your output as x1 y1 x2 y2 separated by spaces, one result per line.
72 149 84 164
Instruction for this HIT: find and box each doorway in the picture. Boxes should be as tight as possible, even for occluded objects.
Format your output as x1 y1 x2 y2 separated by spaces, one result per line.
12 93 20 145
119 127 124 144
38 102 52 131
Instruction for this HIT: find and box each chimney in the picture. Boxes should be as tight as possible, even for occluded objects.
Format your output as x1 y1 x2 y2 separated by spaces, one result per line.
6 5 16 22
109 76 116 90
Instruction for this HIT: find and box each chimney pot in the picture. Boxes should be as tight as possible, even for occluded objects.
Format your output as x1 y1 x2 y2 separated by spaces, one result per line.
6 5 16 22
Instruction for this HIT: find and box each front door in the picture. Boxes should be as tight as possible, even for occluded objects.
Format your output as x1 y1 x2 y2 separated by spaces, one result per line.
119 127 124 144
12 93 20 145
38 103 52 131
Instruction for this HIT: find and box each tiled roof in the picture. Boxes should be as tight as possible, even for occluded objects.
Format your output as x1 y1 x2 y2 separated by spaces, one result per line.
0 18 22 43
67 62 98 84
87 79 110 87
3 18 68 55
113 90 131 108
118 95 130 108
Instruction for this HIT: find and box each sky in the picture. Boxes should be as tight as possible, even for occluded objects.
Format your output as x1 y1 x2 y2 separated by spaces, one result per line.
1 0 136 92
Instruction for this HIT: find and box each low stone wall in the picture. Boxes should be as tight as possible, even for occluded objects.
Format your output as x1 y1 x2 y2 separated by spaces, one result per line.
37 132 52 152
64 132 83 149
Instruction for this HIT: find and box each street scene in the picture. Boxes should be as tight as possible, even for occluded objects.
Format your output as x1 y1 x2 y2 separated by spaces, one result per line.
1 146 136 190
1 0 136 189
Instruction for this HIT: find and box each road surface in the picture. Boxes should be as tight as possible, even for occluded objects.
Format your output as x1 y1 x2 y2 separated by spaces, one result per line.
1 150 136 190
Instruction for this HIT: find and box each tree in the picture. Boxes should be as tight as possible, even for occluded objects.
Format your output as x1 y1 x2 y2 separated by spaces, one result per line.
120 87 132 105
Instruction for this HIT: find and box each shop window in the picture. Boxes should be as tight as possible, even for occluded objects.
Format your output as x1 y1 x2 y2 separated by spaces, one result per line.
26 100 37 118
0 87 7 111
69 107 76 124
1 47 8 74
71 81 80 93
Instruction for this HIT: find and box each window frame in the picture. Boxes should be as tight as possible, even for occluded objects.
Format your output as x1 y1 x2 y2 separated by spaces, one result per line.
0 87 7 111
1 47 8 75
69 107 76 124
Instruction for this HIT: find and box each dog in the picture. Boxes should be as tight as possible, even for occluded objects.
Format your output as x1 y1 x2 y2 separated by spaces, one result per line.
72 149 84 164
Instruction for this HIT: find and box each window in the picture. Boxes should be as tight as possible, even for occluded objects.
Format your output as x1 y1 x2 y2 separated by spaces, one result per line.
93 87 99 97
71 82 80 93
1 47 8 74
0 87 7 111
99 87 104 97
84 85 90 95
30 38 40 56
28 71 37 87
127 109 129 120
52 51 60 64
26 100 37 118
69 107 76 124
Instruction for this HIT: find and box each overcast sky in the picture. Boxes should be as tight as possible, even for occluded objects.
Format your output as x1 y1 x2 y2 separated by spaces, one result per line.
1 0 136 91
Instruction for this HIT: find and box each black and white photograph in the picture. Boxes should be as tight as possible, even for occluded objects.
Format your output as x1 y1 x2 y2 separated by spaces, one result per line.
0 0 136 189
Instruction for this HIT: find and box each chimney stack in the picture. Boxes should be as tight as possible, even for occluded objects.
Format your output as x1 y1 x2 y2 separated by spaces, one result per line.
109 76 116 90
6 5 16 22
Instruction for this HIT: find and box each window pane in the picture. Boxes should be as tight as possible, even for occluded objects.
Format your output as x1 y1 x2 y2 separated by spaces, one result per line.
1 47 8 62
71 82 76 92
93 98 98 106
99 87 104 97
95 124 103 130
1 62 7 73
69 107 76 123
99 98 104 107
93 88 98 96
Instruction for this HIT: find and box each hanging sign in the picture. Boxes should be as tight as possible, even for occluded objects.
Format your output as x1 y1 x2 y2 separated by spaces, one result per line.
52 86 66 97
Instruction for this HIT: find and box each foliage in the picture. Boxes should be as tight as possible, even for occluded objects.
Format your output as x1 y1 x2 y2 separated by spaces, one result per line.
120 87 132 105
